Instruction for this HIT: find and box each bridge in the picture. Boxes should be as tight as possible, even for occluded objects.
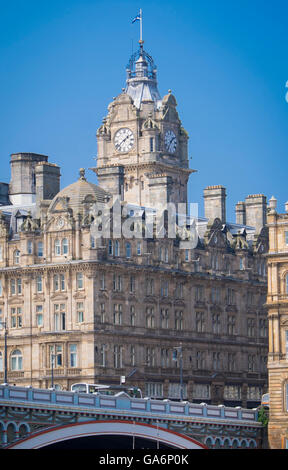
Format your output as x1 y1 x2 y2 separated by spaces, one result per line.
0 385 264 449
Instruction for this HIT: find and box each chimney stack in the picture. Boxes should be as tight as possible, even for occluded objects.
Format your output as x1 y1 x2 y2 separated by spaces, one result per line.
203 185 226 223
245 194 267 233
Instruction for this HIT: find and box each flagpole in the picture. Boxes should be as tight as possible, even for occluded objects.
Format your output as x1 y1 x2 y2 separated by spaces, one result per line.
140 9 142 43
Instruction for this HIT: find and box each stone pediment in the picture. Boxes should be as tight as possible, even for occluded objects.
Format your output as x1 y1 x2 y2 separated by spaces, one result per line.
50 293 68 301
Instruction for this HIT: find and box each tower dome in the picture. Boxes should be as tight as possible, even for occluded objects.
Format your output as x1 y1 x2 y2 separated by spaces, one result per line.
48 169 111 217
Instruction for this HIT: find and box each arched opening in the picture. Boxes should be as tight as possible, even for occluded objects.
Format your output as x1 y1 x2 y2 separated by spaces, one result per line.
7 420 207 450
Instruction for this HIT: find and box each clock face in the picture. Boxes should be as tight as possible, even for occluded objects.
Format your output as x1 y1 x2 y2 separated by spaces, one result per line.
56 217 64 229
114 128 135 152
164 129 177 153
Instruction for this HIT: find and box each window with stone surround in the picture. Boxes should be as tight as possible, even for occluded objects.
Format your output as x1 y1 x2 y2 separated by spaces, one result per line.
113 303 122 325
160 308 169 329
36 275 43 293
76 302 84 323
175 310 183 330
11 349 23 370
146 347 155 367
113 345 123 368
227 315 236 335
36 305 43 326
76 272 84 290
196 311 205 333
146 307 155 328
54 304 66 331
11 307 22 328
69 344 77 367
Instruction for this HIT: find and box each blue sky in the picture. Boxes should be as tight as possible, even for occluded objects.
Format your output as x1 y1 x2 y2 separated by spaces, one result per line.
0 0 287 221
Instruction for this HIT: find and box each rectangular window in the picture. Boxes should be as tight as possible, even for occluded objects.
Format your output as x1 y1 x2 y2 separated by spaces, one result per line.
54 304 66 331
129 275 135 293
130 305 136 326
60 274 65 291
195 286 204 302
146 347 155 366
69 344 77 367
113 274 122 291
137 242 141 255
150 137 154 152
77 302 84 323
36 305 43 326
161 280 168 297
100 303 105 323
38 241 43 257
285 231 288 245
224 385 242 400
17 278 22 295
146 307 155 328
50 345 63 368
113 345 123 368
168 383 187 399
175 310 183 330
10 279 16 296
100 344 107 367
54 274 59 291
161 348 170 367
247 318 255 337
193 383 210 399
196 351 206 369
0 280 2 296
130 345 135 366
113 304 122 325
196 312 205 333
76 272 84 290
100 272 105 290
36 275 43 293
27 240 33 255
227 315 236 335
145 382 163 398
11 307 22 328
160 308 169 329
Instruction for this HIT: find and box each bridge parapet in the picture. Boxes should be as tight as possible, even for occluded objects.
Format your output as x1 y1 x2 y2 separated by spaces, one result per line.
0 384 258 423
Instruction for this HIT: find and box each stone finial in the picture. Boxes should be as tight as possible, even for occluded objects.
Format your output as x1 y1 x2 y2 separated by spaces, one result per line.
79 168 86 181
268 196 277 214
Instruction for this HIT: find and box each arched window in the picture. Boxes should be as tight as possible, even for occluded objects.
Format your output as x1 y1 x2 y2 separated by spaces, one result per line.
108 239 113 255
11 349 23 371
14 250 20 265
55 239 61 256
115 240 120 257
62 238 69 255
126 242 131 258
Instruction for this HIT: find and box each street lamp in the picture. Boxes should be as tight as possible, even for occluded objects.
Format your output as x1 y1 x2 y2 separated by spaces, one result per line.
0 320 8 385
173 343 183 401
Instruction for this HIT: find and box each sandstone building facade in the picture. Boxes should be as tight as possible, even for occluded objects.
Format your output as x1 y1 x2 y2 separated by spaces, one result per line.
0 43 268 407
267 198 288 448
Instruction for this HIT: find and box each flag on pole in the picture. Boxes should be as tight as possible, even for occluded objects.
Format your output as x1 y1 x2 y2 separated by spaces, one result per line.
132 14 141 23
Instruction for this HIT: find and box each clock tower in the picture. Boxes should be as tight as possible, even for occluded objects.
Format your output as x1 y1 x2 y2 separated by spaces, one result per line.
92 41 195 209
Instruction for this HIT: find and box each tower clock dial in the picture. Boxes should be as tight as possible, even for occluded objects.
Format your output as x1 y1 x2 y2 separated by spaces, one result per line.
164 129 177 153
114 128 135 152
